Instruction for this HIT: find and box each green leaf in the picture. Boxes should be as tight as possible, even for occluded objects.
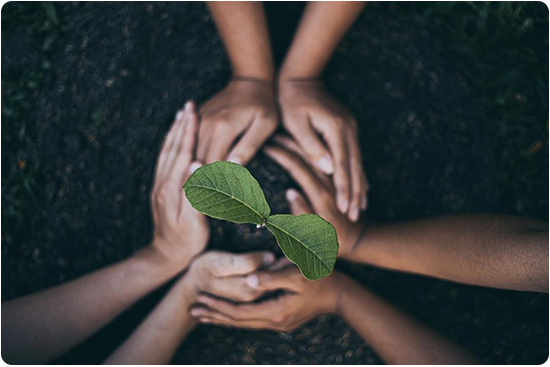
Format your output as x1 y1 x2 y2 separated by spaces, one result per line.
266 214 339 280
183 161 270 225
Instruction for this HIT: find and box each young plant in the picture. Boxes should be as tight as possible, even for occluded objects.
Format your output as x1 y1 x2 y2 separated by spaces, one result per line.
183 161 338 280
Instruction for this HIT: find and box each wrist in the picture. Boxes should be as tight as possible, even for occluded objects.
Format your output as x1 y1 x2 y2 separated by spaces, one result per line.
333 273 359 318
328 271 353 315
139 243 193 277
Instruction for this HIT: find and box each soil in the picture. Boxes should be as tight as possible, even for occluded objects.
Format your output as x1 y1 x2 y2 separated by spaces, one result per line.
2 2 548 364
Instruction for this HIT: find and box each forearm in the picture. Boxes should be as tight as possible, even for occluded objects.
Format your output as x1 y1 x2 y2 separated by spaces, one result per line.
279 1 366 80
1 246 185 364
337 275 480 364
207 1 274 81
104 277 196 364
346 214 548 292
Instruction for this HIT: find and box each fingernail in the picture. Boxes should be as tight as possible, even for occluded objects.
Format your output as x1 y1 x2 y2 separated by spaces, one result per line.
247 274 259 288
286 189 299 202
200 318 211 324
184 101 193 112
361 195 368 210
175 110 183 121
316 156 334 175
227 156 242 165
262 252 275 266
189 162 202 175
191 308 203 317
349 205 359 222
338 198 349 214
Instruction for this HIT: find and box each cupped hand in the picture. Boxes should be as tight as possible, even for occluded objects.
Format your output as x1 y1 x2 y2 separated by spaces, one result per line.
182 250 276 304
189 258 343 331
278 79 368 221
197 79 278 165
264 136 363 260
151 101 209 268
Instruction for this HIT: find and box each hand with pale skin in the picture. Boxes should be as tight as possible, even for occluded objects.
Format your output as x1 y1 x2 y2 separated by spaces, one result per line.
105 250 275 364
1 101 208 364
197 79 278 165
151 101 209 265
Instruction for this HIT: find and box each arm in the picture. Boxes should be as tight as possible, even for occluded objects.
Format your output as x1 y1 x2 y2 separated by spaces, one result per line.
207 1 274 81
264 137 549 293
338 275 481 364
190 262 480 364
279 1 366 80
198 2 278 166
1 248 181 364
277 2 369 221
2 102 209 364
349 215 549 293
104 250 275 364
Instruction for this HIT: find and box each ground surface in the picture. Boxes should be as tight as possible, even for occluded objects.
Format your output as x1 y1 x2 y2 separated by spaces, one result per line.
2 2 549 364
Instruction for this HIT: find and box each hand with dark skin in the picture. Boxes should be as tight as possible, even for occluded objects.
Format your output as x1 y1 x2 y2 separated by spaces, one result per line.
278 1 369 222
1 102 208 364
198 2 278 166
190 263 480 364
265 136 549 293
105 250 275 364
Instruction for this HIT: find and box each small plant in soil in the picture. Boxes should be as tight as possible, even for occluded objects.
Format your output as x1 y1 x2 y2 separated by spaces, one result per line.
184 161 339 280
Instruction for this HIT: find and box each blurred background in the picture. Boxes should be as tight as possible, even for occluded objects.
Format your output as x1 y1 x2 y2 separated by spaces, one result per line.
2 1 548 364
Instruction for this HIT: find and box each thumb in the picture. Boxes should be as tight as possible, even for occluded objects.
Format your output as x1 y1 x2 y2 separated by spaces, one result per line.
285 189 312 215
212 251 276 277
246 265 302 291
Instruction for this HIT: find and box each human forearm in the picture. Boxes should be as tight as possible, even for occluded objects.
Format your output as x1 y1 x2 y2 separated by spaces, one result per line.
207 1 274 81
279 1 366 80
104 276 196 365
1 246 185 364
337 275 480 364
347 214 548 292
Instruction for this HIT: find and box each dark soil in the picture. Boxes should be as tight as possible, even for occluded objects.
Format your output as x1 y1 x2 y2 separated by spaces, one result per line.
2 2 548 364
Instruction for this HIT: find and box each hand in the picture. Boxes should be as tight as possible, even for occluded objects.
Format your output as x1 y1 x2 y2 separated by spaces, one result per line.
150 101 209 268
264 136 363 259
181 250 276 304
278 79 368 221
189 258 342 331
197 78 278 165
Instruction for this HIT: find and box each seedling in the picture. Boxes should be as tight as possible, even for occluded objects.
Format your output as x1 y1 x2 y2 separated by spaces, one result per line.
183 161 339 280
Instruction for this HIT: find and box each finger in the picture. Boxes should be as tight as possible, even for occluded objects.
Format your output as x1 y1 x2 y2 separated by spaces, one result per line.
203 276 261 303
285 189 312 215
211 251 276 277
196 116 213 163
267 257 292 271
197 294 281 320
246 265 303 292
156 108 186 179
272 134 332 187
163 104 190 174
182 161 204 216
191 308 270 329
346 125 366 221
264 145 329 210
205 120 240 164
285 114 334 175
227 115 277 166
169 102 198 184
322 124 350 215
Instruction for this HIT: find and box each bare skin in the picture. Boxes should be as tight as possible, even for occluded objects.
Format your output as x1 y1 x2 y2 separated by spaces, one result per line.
1 102 208 364
264 137 549 293
198 2 277 166
202 2 368 223
104 250 275 364
278 1 368 221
